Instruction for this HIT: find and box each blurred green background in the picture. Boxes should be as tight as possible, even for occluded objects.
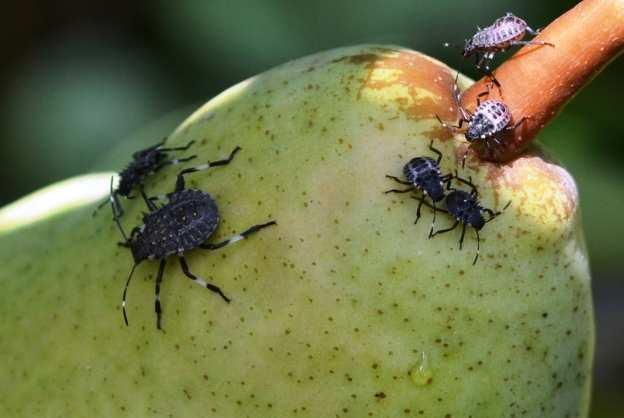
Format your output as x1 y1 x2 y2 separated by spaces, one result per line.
0 0 622 415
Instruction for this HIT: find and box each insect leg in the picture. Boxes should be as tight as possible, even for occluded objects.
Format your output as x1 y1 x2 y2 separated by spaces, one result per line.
458 223 467 250
385 175 411 186
461 151 469 169
154 259 167 330
430 220 459 238
429 201 438 238
139 186 158 212
476 54 501 89
525 25 541 35
473 229 480 265
174 146 242 192
475 90 490 106
384 188 414 194
116 226 141 248
122 263 139 326
200 221 277 251
92 197 110 217
441 173 454 189
483 201 511 222
410 195 449 214
509 40 554 48
508 116 530 131
452 172 479 197
481 52 496 73
109 184 129 241
155 155 197 172
435 115 464 131
159 139 195 152
428 140 443 165
178 256 230 303
414 195 425 225
474 53 483 70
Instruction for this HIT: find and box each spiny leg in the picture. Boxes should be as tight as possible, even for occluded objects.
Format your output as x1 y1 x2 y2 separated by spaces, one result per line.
200 221 277 251
159 139 195 152
121 263 139 326
473 229 481 265
175 146 241 192
385 175 411 186
179 256 230 303
154 259 167 330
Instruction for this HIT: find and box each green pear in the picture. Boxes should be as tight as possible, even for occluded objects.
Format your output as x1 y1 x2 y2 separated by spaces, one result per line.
0 45 593 418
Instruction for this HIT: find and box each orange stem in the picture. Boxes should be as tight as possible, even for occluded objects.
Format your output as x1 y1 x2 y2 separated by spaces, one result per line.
461 0 624 162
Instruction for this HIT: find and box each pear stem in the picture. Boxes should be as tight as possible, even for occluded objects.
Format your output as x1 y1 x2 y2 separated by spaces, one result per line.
461 0 624 162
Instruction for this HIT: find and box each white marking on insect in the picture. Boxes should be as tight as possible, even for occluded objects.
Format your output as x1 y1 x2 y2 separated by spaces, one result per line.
229 235 244 244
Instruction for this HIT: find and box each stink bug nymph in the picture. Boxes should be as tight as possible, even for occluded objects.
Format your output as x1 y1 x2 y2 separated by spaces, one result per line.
436 81 528 166
385 140 452 236
430 173 509 265
446 12 554 80
94 139 197 221
113 146 276 329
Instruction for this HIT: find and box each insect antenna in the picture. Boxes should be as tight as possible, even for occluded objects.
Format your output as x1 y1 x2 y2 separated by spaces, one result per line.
92 197 109 217
122 263 139 326
93 175 118 217
443 42 461 50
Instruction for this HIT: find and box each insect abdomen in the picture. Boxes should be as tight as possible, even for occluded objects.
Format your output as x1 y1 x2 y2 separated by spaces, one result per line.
473 14 526 50
404 157 437 184
476 101 511 133
135 190 220 259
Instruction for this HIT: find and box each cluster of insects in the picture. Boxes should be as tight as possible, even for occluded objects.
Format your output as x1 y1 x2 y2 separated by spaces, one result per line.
100 140 275 329
440 12 553 163
383 12 547 263
96 12 547 329
385 141 508 265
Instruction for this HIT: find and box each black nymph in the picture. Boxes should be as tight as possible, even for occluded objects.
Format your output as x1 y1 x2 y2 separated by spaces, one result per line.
94 139 196 220
431 173 509 264
114 146 276 329
385 140 452 236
